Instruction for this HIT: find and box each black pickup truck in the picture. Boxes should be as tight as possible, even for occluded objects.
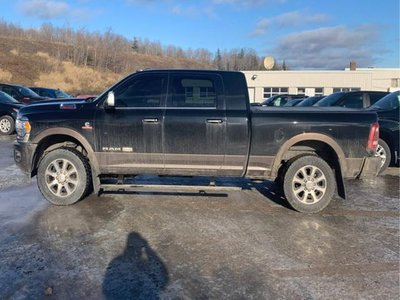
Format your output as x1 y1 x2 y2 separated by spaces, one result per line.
14 70 381 213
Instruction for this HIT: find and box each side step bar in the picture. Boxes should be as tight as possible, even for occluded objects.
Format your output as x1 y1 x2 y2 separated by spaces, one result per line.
100 184 243 192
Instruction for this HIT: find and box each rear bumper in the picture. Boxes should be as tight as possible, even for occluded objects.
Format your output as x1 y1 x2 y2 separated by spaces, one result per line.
14 141 37 175
358 156 381 178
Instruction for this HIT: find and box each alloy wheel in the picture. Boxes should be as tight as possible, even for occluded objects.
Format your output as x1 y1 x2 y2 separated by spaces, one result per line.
292 165 327 204
0 118 11 133
45 158 79 197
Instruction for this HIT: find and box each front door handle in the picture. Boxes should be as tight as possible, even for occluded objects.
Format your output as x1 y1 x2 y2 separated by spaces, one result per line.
207 119 223 124
142 118 159 123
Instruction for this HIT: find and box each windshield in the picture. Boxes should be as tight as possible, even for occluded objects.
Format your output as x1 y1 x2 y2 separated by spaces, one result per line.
18 86 40 97
297 96 324 107
55 89 72 98
369 91 400 110
260 96 276 106
315 92 344 107
284 99 303 107
0 91 19 103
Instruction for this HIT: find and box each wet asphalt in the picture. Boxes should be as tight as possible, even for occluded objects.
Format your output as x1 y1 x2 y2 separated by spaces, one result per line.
0 135 399 299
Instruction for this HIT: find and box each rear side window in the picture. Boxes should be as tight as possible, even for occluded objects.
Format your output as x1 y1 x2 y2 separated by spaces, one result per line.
114 74 167 107
369 93 386 105
169 75 217 108
339 93 364 108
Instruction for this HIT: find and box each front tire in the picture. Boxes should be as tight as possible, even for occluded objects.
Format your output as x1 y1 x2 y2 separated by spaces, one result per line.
0 115 14 135
376 139 391 174
283 155 336 213
37 148 91 205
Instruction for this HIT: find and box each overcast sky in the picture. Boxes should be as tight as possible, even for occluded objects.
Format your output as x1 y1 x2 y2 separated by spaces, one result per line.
0 0 399 69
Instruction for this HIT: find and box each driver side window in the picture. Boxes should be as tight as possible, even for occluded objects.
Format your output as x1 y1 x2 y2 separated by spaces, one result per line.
114 74 167 107
340 93 363 108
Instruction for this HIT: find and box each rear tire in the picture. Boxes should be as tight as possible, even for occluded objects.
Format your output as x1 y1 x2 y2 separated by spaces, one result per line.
0 115 14 135
37 148 91 205
283 155 336 213
376 139 391 174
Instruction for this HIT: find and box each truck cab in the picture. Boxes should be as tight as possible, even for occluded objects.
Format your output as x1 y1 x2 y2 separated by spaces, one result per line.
94 70 250 177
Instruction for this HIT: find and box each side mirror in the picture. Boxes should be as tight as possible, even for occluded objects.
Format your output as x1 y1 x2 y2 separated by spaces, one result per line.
105 91 115 108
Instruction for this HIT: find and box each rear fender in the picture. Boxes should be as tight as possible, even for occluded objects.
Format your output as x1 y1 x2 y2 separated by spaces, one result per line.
272 133 347 199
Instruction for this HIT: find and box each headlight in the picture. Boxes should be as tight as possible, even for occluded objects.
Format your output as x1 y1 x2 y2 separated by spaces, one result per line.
16 115 31 139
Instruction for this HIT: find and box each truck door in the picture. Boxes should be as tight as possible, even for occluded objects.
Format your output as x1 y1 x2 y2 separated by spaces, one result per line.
223 72 251 177
163 72 226 176
94 73 167 174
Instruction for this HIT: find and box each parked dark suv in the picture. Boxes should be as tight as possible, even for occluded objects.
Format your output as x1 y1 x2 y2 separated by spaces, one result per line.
316 91 388 109
0 91 24 135
368 91 400 172
0 84 46 104
261 94 306 107
29 87 73 99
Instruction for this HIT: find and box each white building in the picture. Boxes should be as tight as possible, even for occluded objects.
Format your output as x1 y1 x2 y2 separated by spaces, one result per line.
242 67 400 103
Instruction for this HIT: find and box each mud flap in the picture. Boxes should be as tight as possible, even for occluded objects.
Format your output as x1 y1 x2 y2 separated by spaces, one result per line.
358 157 381 179
335 168 346 200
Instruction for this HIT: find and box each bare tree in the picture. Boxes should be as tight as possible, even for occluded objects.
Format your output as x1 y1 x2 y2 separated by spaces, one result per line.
0 20 265 74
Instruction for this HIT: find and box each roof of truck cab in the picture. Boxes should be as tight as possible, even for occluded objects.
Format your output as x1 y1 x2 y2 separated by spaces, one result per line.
136 69 243 74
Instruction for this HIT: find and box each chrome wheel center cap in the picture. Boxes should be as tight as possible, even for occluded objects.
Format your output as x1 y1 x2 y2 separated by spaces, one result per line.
57 173 66 184
305 181 314 191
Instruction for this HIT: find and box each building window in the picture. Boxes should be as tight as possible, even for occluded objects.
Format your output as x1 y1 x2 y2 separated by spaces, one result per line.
315 88 324 96
333 87 361 93
297 87 324 96
297 87 305 96
391 78 400 88
263 87 288 98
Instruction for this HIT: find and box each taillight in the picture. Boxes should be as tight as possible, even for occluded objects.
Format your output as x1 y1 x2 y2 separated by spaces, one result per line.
367 122 379 152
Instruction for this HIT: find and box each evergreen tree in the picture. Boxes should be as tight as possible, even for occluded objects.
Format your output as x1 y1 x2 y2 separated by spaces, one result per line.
131 37 139 52
282 60 288 71
214 49 223 70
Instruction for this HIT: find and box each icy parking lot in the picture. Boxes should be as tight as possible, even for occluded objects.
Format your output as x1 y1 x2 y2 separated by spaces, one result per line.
0 135 399 299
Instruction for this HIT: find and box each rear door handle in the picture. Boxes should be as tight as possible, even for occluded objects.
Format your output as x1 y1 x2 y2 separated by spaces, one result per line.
142 118 159 123
207 119 223 124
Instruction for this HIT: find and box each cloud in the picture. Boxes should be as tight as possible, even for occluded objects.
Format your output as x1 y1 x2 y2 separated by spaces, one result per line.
126 0 286 17
18 0 69 19
126 0 217 18
171 4 216 18
212 0 285 6
17 0 101 20
171 5 197 16
251 11 329 36
125 0 158 5
270 25 383 69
